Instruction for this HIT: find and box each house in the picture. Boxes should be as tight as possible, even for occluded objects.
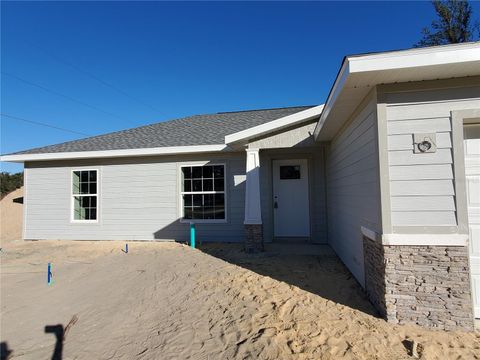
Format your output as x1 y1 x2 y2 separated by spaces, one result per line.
2 42 479 331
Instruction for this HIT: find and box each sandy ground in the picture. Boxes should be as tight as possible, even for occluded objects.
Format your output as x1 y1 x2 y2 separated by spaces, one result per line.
0 187 23 245
1 240 479 360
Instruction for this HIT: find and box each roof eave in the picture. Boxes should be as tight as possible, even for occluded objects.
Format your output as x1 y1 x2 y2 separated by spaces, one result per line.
313 59 349 140
314 42 480 142
0 144 230 163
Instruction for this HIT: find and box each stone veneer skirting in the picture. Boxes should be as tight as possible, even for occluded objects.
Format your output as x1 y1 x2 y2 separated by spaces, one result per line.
363 236 474 331
245 224 263 253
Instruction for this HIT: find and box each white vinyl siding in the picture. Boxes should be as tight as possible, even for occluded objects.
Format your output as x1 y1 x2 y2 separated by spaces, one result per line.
24 153 245 242
326 95 380 286
385 85 480 227
248 121 318 149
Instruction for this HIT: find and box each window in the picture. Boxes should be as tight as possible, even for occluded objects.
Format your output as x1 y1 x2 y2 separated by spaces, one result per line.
181 165 225 221
280 165 301 180
72 170 98 221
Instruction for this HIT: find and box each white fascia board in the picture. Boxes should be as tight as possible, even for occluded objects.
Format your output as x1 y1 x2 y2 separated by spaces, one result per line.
0 144 229 163
225 104 325 145
349 42 480 73
313 60 349 139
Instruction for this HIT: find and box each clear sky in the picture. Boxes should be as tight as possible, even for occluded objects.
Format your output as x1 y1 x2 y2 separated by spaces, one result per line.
2 1 480 173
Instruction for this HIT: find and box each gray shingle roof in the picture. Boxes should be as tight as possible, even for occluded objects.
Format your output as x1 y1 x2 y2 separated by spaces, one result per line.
11 106 314 155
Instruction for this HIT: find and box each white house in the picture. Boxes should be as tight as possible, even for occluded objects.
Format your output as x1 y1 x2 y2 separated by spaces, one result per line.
2 42 480 331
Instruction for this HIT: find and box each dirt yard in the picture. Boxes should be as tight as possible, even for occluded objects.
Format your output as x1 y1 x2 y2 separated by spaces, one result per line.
1 239 479 360
0 187 23 244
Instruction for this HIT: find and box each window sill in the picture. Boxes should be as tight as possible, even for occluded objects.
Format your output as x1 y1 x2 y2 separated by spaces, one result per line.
70 220 99 224
180 219 227 224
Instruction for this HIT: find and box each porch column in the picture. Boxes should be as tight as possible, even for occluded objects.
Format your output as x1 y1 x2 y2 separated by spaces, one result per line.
244 148 263 252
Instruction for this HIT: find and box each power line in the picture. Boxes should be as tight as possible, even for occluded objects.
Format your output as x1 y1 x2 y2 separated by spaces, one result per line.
1 113 91 136
2 71 128 122
24 40 163 114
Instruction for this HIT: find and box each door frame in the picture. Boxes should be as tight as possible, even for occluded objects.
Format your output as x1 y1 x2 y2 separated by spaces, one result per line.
272 157 311 240
451 109 480 320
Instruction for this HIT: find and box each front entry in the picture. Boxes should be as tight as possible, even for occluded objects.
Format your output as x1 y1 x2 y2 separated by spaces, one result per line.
465 123 480 319
272 159 310 238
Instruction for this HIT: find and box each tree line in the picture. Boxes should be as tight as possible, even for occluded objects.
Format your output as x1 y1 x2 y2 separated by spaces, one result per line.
0 172 24 199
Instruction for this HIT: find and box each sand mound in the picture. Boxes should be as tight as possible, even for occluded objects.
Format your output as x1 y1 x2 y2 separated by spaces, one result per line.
1 241 479 359
0 187 23 245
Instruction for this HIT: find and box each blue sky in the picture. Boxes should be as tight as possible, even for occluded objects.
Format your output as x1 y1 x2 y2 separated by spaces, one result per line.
2 1 479 173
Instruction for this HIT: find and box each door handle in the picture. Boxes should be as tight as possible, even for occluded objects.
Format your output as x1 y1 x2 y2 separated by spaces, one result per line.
274 201 278 209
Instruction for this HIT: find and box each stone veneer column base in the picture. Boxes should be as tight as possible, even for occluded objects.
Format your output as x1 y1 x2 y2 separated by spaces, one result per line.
245 224 263 253
363 236 474 331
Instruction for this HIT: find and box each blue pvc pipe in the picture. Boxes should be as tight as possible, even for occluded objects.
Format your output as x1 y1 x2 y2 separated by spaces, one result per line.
125 243 128 253
47 263 52 285
190 222 196 248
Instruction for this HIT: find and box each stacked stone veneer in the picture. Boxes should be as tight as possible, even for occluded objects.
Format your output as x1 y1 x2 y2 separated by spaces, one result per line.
245 224 263 253
363 236 474 331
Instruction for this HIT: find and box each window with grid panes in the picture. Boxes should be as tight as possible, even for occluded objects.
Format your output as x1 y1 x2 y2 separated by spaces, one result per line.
72 170 98 221
181 165 225 221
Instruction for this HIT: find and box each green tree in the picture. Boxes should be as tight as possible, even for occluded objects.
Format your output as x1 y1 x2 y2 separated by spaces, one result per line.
415 0 479 47
0 172 24 199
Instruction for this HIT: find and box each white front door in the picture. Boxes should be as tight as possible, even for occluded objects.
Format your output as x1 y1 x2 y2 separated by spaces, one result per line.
465 123 480 318
272 159 310 238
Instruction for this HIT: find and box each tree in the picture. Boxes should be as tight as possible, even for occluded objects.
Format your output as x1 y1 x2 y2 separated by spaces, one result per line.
415 0 479 47
0 172 24 199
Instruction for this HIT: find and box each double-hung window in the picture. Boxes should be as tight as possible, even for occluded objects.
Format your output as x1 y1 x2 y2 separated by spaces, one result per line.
72 170 98 221
181 164 226 221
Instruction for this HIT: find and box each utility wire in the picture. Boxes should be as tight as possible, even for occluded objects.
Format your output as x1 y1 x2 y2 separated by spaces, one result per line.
1 113 91 136
24 40 163 114
2 71 128 122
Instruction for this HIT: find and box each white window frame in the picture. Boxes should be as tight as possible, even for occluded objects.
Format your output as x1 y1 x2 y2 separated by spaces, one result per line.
70 168 100 223
179 162 227 224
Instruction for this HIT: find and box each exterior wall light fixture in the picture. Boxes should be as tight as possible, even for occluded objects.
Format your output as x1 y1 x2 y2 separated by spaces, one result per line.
413 133 437 154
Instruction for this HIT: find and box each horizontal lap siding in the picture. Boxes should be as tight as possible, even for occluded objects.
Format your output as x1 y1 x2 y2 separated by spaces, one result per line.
386 86 480 227
326 96 380 287
24 154 246 241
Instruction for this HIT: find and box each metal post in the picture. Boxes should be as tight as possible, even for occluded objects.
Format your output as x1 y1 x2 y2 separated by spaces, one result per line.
190 222 196 248
125 243 128 253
